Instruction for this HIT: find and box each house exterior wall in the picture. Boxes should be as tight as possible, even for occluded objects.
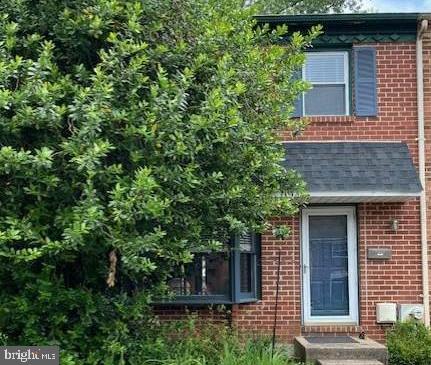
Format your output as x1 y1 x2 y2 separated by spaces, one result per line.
233 202 422 342
155 41 424 343
280 42 419 154
233 42 422 342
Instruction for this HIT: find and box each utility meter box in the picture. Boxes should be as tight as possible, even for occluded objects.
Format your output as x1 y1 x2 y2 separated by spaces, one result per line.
398 304 425 322
376 303 397 323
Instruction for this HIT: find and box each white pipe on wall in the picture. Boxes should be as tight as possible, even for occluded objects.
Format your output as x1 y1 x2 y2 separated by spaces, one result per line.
416 18 430 327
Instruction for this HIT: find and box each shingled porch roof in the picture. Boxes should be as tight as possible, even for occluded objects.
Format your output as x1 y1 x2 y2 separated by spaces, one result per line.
283 141 422 203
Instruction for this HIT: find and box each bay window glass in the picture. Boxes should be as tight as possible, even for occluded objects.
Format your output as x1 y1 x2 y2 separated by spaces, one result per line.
235 233 258 301
168 252 229 296
165 234 261 304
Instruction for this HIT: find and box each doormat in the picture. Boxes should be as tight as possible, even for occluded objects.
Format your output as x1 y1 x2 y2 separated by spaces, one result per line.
305 336 358 344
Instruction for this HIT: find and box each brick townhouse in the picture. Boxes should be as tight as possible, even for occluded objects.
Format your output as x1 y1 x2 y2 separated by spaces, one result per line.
155 13 431 344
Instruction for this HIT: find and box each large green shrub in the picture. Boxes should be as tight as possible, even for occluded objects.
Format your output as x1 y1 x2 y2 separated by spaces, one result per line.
387 321 431 365
0 0 318 363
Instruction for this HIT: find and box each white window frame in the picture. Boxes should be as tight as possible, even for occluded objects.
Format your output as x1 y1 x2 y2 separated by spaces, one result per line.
301 206 358 325
302 51 350 116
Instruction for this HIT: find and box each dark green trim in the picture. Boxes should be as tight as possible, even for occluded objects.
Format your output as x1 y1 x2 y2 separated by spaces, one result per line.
256 13 424 24
256 13 422 45
256 234 262 300
232 233 260 302
155 296 233 305
154 234 262 306
311 33 416 46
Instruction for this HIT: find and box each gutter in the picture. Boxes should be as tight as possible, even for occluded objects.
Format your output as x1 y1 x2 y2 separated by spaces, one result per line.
416 18 430 326
255 13 423 23
254 13 421 33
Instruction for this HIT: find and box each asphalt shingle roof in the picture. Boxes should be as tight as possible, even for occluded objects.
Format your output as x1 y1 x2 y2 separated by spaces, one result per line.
283 142 422 195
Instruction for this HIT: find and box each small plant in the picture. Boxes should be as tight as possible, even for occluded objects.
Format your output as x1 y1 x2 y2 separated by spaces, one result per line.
220 338 301 365
387 320 431 365
0 332 7 346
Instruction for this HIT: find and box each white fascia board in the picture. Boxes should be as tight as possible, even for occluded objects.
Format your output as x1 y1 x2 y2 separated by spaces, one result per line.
309 191 421 203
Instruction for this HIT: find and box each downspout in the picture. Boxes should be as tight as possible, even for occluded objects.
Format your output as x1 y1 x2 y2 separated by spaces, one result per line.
416 18 430 326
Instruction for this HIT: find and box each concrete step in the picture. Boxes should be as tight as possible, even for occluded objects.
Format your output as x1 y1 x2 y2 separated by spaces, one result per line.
294 336 388 364
317 360 384 365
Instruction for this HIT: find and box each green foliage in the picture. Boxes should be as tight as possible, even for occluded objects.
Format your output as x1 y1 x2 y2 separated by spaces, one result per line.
140 317 301 365
0 0 317 363
387 321 431 365
248 0 363 14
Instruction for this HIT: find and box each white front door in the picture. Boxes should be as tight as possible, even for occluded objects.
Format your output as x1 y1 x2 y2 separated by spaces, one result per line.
302 206 358 325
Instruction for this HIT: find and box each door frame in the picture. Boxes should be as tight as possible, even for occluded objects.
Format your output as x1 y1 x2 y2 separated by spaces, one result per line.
301 206 358 325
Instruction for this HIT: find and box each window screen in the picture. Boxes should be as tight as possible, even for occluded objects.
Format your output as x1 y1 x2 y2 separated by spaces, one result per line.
303 52 349 116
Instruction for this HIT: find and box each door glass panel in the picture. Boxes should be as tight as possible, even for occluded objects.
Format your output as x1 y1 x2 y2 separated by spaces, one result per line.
309 215 349 316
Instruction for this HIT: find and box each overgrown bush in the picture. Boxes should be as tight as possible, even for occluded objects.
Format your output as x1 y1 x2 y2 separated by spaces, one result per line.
387 321 431 365
140 317 301 365
0 0 318 363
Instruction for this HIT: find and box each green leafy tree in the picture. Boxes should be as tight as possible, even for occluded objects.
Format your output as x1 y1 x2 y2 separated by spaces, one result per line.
248 0 363 14
0 0 317 363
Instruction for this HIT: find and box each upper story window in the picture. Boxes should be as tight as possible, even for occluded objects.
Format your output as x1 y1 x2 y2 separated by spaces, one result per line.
293 48 377 118
303 52 349 116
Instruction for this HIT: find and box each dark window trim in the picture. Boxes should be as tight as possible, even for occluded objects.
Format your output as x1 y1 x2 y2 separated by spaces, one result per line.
158 295 233 305
233 234 260 302
155 234 261 305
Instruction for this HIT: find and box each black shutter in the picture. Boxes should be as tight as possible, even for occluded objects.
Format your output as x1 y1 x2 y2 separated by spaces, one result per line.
354 47 378 117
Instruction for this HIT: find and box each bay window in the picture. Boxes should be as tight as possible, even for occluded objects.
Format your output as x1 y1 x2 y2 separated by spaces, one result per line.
165 233 261 304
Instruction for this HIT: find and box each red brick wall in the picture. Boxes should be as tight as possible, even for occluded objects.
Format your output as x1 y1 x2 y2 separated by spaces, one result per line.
279 42 419 165
232 216 302 341
154 305 231 324
156 41 424 343
232 202 422 342
358 202 422 340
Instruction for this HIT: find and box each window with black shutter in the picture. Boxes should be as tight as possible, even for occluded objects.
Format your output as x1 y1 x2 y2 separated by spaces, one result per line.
293 48 377 118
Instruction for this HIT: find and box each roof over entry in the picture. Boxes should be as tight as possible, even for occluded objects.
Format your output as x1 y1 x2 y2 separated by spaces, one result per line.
283 142 422 203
